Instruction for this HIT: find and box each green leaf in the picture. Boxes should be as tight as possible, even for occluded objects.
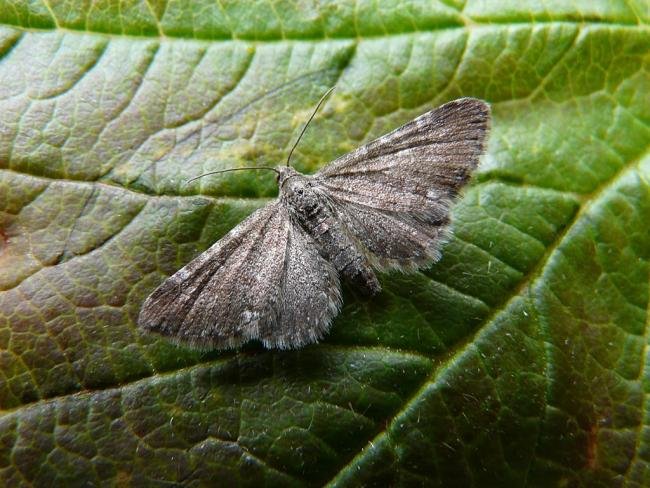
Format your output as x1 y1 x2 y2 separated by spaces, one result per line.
0 1 648 485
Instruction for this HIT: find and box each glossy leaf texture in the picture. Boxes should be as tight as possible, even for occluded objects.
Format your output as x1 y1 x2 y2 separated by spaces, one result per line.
0 1 648 486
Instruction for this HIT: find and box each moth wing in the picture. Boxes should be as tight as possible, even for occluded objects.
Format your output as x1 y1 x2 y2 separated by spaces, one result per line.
314 97 490 269
138 201 341 349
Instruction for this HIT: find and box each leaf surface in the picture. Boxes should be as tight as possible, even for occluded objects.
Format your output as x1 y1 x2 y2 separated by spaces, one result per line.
0 1 648 485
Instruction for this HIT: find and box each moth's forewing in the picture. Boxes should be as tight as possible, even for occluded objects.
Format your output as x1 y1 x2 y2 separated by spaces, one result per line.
313 98 490 270
138 201 341 349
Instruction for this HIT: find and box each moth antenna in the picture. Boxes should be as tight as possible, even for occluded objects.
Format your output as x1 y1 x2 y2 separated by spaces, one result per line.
185 166 280 185
286 86 335 168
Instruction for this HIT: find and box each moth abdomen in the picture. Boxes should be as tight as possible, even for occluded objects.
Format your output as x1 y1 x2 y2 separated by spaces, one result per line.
283 180 380 296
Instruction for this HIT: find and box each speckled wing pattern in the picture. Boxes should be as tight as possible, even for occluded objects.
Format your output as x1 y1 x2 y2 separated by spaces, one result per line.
314 98 490 270
139 97 490 350
138 201 341 349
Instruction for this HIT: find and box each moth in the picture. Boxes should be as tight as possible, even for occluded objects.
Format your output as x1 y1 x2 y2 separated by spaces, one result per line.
138 94 491 350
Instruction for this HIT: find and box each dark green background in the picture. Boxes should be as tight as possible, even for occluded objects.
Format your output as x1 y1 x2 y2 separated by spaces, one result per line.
0 1 648 486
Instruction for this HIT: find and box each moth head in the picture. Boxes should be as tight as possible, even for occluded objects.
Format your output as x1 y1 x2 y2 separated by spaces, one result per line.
277 166 302 190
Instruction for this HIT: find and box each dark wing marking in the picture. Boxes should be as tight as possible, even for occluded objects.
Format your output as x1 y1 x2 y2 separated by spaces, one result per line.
314 98 490 270
138 201 341 349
